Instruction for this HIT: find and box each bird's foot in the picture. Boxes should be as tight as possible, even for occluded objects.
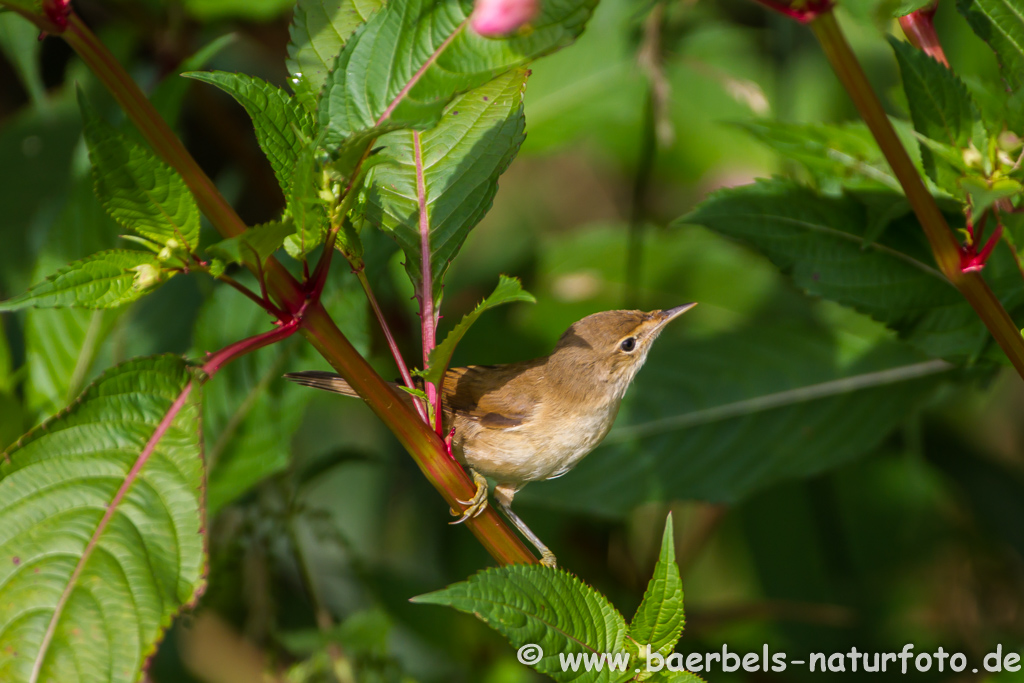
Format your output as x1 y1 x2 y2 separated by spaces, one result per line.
449 470 489 525
539 550 557 568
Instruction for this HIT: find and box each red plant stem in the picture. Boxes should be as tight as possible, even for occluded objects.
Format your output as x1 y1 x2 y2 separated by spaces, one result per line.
57 9 537 565
751 0 833 23
202 321 301 376
898 3 949 67
217 273 287 319
354 268 426 417
809 10 1024 379
413 131 442 433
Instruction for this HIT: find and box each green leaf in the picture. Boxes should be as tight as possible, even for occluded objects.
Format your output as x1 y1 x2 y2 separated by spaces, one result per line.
630 514 684 659
283 143 331 259
0 1 41 14
287 0 384 110
650 673 706 683
21 174 130 419
206 219 295 269
0 317 11 394
317 0 596 150
413 565 633 682
890 38 978 191
526 320 951 517
734 120 901 192
0 250 165 311
183 71 316 203
0 12 44 106
0 355 205 683
961 175 1024 217
364 69 528 298
424 274 535 385
183 0 294 20
678 181 1011 359
957 0 1024 93
79 92 201 251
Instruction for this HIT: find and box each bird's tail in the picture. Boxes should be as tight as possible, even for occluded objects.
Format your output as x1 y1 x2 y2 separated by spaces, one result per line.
283 371 362 397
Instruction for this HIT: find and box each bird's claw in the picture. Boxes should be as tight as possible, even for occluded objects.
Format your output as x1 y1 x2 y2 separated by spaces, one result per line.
540 550 557 568
449 471 489 525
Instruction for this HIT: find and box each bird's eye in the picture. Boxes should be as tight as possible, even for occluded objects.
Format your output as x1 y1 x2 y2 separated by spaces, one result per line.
620 337 636 352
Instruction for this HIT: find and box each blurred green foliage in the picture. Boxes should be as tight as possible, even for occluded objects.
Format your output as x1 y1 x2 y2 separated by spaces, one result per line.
1 0 1024 681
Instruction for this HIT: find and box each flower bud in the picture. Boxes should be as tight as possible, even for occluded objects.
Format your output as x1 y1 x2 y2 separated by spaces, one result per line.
470 0 539 36
962 145 983 169
131 264 162 291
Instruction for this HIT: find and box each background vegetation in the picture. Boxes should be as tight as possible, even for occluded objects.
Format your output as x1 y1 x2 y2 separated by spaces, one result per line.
1 0 1023 680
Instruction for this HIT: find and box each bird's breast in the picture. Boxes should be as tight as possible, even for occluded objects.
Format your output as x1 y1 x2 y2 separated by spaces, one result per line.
453 397 621 487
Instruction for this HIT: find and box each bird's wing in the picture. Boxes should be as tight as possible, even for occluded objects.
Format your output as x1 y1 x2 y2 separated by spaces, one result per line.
442 363 540 430
287 364 541 432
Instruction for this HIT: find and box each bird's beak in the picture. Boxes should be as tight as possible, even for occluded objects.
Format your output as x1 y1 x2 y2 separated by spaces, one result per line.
654 302 697 328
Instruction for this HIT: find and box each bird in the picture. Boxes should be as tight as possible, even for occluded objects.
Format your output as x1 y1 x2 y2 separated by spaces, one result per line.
285 303 696 567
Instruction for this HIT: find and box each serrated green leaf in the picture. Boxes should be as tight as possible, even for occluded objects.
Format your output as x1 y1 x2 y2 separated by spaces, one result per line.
961 175 1023 216
287 0 384 110
317 0 596 150
913 133 971 174
413 565 632 683
183 71 315 203
630 514 684 659
734 120 901 192
424 274 534 385
364 69 528 298
20 174 126 419
284 143 330 259
891 38 978 192
958 0 1024 93
206 219 295 268
0 355 205 683
679 181 1004 359
79 93 201 251
0 249 164 311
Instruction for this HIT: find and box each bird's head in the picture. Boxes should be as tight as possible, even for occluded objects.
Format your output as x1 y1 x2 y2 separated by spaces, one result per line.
554 303 697 393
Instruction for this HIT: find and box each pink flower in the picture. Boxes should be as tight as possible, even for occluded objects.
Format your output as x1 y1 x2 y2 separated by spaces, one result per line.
470 0 540 36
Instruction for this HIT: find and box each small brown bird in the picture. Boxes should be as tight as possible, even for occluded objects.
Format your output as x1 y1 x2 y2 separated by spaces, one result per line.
286 304 696 566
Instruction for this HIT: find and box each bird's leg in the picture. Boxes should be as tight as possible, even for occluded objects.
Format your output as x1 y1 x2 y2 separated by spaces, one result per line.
449 469 489 525
494 484 557 568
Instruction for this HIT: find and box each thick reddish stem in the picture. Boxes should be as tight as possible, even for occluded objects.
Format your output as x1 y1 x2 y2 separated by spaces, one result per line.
898 3 949 67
